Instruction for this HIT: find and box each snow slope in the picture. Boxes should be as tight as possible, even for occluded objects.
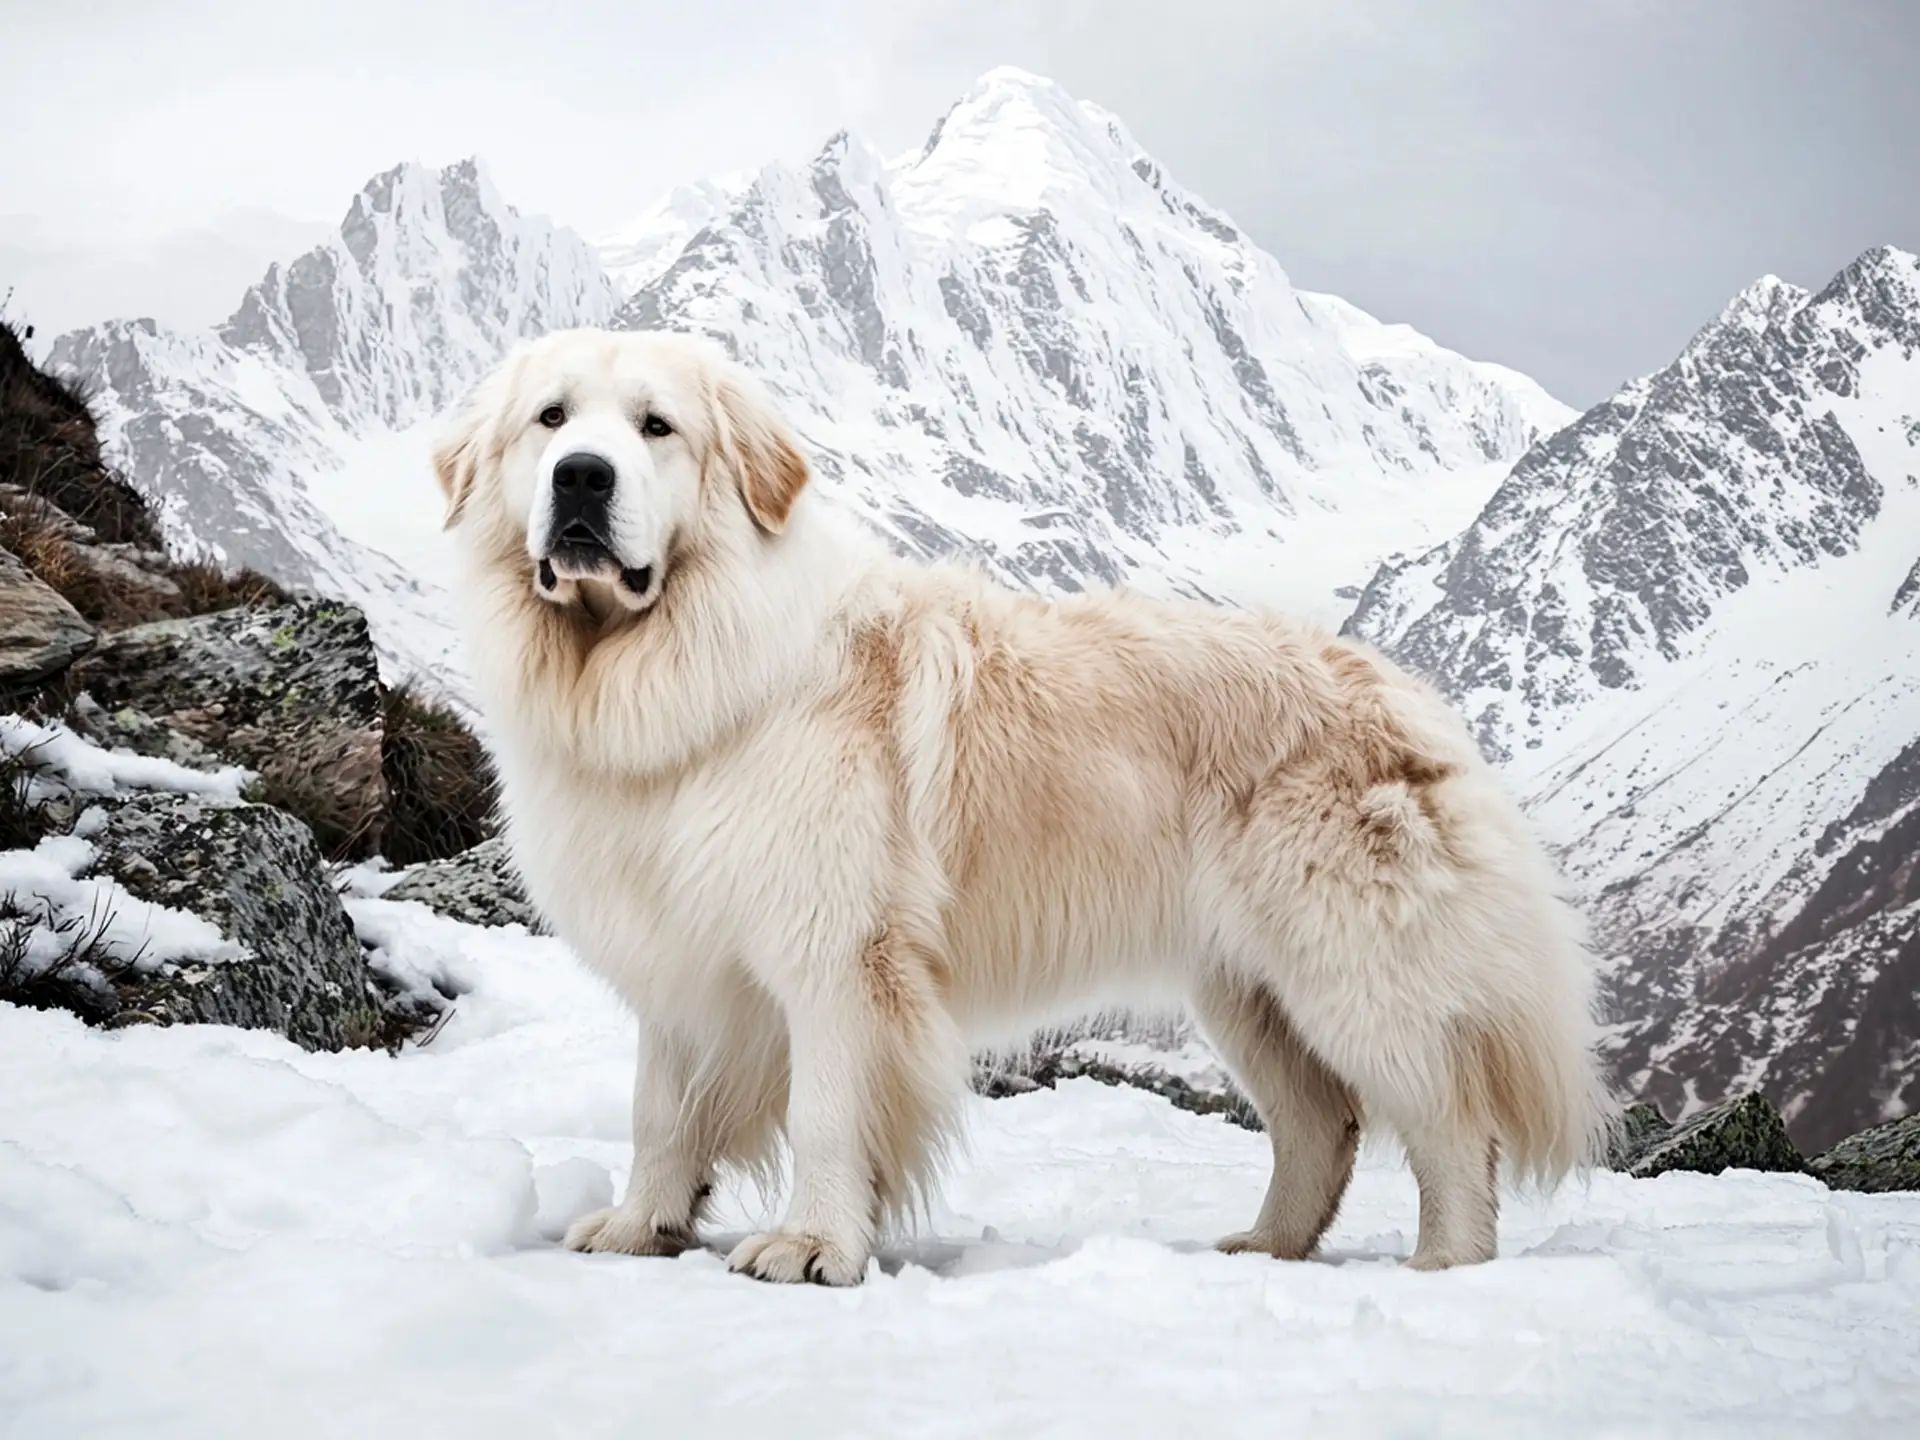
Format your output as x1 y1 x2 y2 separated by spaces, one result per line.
1350 248 1920 1148
45 69 1567 691
5 898 1919 1438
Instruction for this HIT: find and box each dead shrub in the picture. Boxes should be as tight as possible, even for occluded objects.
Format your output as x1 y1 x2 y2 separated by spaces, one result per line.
380 682 498 865
0 742 52 852
166 560 291 616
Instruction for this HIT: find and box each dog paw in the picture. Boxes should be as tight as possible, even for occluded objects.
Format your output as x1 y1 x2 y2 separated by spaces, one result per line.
1214 1230 1313 1261
1214 1229 1274 1256
1404 1247 1491 1272
563 1205 695 1257
727 1229 867 1286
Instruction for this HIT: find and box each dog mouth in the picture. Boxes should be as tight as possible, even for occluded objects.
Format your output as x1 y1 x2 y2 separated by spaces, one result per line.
536 529 657 604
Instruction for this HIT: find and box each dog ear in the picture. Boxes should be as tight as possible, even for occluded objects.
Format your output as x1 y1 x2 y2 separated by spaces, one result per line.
432 399 488 531
714 367 810 535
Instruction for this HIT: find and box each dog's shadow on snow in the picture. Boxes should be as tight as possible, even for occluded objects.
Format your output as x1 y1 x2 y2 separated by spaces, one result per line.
681 1231 1400 1279
681 1230 1077 1278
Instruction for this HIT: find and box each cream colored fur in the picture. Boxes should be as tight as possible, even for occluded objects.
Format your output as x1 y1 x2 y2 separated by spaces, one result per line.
434 326 1616 1284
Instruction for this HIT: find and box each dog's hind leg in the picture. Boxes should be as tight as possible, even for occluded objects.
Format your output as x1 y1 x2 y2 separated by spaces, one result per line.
1189 967 1361 1261
1400 1117 1500 1270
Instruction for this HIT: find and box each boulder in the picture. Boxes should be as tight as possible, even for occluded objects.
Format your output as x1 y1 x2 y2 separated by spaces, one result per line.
382 836 539 930
2 793 383 1050
0 545 94 687
1605 1101 1673 1170
66 601 387 856
1628 1091 1804 1179
78 794 382 1049
1808 1114 1920 1193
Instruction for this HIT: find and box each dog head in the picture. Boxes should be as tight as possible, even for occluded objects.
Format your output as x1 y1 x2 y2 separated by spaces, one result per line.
433 328 810 614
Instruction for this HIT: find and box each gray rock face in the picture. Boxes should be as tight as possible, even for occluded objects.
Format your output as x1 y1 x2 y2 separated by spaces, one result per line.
0 546 95 687
79 794 378 1050
383 837 537 930
67 601 387 856
1809 1114 1920 1193
1625 1093 1804 1180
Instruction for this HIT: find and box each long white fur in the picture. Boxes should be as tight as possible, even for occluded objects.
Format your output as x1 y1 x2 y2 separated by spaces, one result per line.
435 327 1618 1284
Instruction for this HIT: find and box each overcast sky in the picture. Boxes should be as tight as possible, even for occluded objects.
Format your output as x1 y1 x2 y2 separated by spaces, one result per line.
3 0 1914 405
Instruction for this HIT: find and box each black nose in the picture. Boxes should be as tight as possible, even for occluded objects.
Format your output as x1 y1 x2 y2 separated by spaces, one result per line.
552 451 616 498
549 452 616 543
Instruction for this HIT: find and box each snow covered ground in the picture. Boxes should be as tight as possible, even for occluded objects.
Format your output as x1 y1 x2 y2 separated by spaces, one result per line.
4 896 1919 1438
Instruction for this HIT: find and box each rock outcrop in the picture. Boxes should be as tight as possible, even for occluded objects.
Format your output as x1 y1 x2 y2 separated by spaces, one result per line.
0 547 95 688
1 317 496 1055
1809 1114 1920 1193
78 794 381 1048
382 836 537 931
67 601 388 857
1620 1093 1805 1179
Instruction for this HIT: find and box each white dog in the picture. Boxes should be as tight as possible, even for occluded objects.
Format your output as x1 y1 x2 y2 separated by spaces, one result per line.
433 327 1614 1284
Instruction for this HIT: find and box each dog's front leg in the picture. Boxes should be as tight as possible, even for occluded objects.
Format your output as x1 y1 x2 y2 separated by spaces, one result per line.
565 1022 710 1256
727 986 878 1286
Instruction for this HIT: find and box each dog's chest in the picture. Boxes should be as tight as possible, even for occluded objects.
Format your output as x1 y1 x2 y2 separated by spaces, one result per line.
496 720 889 1002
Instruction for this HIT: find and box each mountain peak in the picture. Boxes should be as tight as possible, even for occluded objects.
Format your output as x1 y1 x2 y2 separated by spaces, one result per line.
1724 273 1809 329
1843 243 1919 280
970 64 1059 94
892 70 1160 241
216 152 613 430
1681 274 1810 360
932 66 1124 153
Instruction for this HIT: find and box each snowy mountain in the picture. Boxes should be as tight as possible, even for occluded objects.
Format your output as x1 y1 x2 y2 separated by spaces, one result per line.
1349 246 1920 1149
609 68 1570 611
45 68 1567 687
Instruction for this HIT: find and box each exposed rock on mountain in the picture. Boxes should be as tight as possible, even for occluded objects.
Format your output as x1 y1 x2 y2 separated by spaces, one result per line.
1 323 498 1054
382 836 535 932
79 793 380 1049
1621 1093 1804 1180
0 546 93 687
1810 1113 1920 1193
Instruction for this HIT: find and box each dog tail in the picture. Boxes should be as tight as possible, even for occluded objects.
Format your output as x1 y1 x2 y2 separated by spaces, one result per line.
1453 893 1619 1189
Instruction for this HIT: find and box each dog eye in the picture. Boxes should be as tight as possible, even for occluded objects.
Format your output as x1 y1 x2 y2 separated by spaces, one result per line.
538 404 566 429
641 414 673 438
